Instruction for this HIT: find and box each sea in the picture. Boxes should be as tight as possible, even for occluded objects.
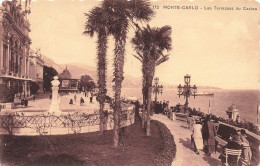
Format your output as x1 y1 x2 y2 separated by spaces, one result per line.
118 88 260 124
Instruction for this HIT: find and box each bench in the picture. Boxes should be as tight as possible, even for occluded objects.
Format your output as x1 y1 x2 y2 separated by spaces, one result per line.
216 122 260 165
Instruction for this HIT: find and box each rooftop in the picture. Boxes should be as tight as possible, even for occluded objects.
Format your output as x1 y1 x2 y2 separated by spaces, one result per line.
58 66 72 79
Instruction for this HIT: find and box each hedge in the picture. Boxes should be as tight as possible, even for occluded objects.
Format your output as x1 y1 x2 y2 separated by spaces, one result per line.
153 120 176 166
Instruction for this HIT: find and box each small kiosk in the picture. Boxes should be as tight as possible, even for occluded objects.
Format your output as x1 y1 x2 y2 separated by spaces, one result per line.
226 104 240 122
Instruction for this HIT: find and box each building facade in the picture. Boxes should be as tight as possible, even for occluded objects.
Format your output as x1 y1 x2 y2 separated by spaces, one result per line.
0 0 32 105
29 49 44 93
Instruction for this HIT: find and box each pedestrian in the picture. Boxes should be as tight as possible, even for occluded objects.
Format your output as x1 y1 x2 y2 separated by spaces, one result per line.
74 95 77 102
219 133 242 165
24 98 28 107
202 115 216 156
159 101 163 114
163 100 167 110
240 129 252 166
192 119 203 154
80 97 84 106
69 99 73 105
21 98 24 107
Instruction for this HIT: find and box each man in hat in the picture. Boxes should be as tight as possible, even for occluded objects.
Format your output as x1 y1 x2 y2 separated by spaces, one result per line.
219 132 242 165
202 115 217 156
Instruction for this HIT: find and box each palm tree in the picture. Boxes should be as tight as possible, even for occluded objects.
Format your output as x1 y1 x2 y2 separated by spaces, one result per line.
132 25 172 136
84 7 109 134
101 0 154 147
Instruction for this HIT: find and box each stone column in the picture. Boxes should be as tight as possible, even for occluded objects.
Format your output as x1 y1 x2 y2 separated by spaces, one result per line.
0 40 3 70
27 82 30 97
6 43 10 73
23 82 26 98
49 76 62 113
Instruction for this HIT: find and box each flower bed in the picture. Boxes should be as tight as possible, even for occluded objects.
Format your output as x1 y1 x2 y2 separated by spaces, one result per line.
153 120 176 166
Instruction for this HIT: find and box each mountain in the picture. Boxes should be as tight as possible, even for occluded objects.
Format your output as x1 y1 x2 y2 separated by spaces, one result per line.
43 56 64 73
43 56 142 88
43 56 221 90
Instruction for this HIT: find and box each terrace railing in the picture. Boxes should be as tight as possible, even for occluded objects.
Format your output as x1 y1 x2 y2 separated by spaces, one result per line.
0 106 135 135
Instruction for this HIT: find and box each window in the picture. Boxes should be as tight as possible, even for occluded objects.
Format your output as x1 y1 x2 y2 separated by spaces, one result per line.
15 54 18 73
19 56 22 74
9 49 12 71
3 45 7 69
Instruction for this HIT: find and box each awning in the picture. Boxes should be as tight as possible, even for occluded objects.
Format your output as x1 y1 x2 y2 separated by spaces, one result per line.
1 75 32 81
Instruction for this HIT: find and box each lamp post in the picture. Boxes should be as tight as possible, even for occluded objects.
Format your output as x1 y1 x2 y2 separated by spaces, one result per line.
152 77 163 102
177 74 197 110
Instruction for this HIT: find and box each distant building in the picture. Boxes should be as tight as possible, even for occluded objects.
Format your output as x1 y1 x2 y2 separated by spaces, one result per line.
0 0 32 101
58 66 79 92
29 49 44 92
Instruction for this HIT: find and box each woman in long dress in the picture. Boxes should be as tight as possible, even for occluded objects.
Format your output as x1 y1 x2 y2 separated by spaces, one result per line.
192 119 203 154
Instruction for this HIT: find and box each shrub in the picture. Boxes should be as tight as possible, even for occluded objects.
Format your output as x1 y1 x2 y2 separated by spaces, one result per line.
153 120 176 166
0 84 15 103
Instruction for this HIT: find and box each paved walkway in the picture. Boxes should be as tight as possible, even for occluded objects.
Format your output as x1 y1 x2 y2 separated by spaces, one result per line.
152 114 223 166
1 92 104 114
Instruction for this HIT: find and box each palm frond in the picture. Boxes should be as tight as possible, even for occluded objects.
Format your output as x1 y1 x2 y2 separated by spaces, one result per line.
132 53 143 63
156 54 170 66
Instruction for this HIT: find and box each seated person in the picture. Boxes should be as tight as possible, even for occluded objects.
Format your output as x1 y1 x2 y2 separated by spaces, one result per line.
69 99 73 104
219 133 242 165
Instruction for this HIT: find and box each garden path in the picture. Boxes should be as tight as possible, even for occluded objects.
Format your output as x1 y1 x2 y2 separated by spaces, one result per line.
4 93 100 114
151 114 223 166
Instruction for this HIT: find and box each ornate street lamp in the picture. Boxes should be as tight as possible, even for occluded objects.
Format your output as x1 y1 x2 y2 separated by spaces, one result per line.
177 74 197 110
184 74 190 84
152 77 163 102
154 77 159 84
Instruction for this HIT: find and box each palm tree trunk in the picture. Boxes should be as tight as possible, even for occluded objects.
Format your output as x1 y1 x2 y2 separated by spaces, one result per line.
146 86 152 136
113 36 126 147
142 94 146 128
97 32 107 134
142 73 147 128
146 61 155 136
141 54 149 129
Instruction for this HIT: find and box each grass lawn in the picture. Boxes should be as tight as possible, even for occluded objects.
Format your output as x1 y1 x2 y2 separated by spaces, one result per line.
0 116 175 166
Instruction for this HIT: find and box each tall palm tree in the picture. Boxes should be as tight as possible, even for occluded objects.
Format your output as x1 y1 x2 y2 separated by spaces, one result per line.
101 0 154 147
132 25 172 136
84 7 109 134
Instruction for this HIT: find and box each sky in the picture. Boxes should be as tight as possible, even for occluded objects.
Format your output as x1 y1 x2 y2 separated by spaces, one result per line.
25 0 260 89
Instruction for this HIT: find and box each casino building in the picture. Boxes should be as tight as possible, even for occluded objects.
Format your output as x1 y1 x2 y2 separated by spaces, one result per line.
0 0 32 99
58 66 79 92
0 1 45 110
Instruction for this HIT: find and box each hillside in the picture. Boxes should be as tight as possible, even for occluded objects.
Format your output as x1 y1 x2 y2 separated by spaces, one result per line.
43 56 221 90
43 56 142 88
